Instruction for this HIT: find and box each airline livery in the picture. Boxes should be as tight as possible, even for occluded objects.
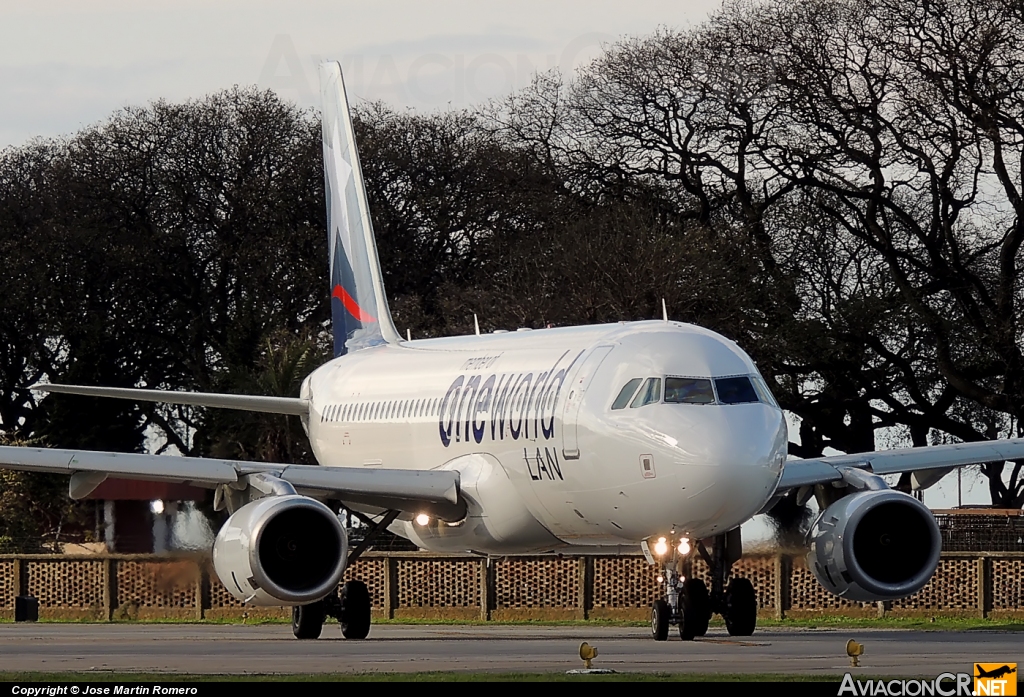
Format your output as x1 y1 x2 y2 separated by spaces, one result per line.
3 62 1024 642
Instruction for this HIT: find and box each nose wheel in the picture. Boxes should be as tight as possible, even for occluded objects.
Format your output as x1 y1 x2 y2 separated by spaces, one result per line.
648 529 757 640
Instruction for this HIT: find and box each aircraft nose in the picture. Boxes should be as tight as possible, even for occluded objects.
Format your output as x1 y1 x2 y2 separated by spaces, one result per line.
705 405 786 473
652 404 786 529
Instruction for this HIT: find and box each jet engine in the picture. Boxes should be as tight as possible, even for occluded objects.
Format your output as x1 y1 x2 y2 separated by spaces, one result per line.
806 489 940 602
212 494 348 606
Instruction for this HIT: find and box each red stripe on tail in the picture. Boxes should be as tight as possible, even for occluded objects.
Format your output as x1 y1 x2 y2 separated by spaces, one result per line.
332 285 377 323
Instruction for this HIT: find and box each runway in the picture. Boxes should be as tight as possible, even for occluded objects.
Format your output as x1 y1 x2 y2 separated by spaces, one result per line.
0 624 1018 676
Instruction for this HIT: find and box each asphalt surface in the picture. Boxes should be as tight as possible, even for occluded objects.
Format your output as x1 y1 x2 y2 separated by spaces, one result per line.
0 624 1017 676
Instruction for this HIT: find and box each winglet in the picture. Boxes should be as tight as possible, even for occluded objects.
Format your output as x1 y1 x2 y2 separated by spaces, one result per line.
319 61 402 357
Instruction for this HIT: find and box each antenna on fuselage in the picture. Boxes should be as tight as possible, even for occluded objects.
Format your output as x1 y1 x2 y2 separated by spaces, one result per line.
474 314 481 336
407 328 412 341
662 299 669 322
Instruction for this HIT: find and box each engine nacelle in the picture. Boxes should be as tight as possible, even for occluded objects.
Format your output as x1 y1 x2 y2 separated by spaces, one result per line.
212 494 347 606
806 489 940 602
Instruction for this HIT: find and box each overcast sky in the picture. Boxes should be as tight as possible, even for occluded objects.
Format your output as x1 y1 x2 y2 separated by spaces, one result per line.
1 0 723 149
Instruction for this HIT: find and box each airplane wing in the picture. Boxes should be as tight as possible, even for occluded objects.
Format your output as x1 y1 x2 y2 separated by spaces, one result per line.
777 438 1024 490
0 445 462 519
32 383 308 415
23 384 464 518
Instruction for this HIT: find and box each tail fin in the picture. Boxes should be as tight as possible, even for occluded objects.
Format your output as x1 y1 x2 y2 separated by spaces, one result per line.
319 61 401 357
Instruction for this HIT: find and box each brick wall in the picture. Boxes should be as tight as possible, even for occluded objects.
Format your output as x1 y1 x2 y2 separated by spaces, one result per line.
0 551 1019 621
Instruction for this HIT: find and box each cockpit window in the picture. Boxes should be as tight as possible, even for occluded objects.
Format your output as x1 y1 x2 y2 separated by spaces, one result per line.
630 378 661 408
665 377 716 404
751 376 779 407
715 376 759 404
611 378 643 410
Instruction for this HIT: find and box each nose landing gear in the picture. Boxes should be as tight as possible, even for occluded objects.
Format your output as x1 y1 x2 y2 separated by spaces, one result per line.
650 561 712 641
648 528 757 641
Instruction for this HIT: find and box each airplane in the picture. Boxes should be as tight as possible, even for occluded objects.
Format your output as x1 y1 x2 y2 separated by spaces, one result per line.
3 61 1024 642
976 666 1017 680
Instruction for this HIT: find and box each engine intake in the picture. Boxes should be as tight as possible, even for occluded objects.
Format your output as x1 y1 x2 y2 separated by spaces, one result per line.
806 489 940 602
212 494 348 606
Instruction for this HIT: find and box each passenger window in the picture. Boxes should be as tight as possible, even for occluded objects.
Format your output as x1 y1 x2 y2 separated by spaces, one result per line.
715 376 758 404
630 378 661 408
611 378 643 410
665 377 716 404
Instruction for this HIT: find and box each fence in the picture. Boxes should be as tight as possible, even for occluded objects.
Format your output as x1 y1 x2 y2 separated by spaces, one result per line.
0 551 1020 622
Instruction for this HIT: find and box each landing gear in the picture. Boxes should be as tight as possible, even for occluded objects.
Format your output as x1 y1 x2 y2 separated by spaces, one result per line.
698 529 758 637
292 580 372 640
648 527 757 640
651 599 671 641
680 578 711 640
340 580 371 639
723 577 756 636
290 508 399 641
291 600 326 639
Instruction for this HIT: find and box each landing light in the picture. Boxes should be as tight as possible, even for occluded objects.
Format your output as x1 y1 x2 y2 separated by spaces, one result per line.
653 537 669 556
678 538 691 555
415 513 430 527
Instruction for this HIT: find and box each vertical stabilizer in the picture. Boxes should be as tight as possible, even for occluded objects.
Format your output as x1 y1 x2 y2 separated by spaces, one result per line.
320 61 401 357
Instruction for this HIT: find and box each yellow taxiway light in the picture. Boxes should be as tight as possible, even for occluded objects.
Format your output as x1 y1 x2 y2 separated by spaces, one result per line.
846 639 864 667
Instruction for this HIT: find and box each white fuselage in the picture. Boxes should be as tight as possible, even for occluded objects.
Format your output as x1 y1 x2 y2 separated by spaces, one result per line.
301 320 787 555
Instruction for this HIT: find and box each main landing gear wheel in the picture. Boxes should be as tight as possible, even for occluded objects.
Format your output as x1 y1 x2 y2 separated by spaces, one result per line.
292 600 326 639
679 578 711 640
340 580 372 639
723 577 757 637
651 599 671 641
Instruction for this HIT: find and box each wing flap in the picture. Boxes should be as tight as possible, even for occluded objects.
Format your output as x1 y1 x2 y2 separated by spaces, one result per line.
277 466 459 505
778 438 1024 491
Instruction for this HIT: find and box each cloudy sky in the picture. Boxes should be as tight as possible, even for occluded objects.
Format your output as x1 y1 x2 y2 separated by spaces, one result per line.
1 0 723 148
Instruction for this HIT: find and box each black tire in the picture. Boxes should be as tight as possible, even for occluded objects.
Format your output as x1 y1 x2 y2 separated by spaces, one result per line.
723 577 757 636
291 601 326 639
651 599 671 641
340 580 372 639
680 578 711 640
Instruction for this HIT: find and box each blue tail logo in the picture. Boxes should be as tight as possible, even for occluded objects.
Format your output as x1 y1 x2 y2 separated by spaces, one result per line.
320 62 401 357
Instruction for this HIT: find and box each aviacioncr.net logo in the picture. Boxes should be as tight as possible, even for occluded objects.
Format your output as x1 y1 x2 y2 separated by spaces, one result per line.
839 673 974 696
